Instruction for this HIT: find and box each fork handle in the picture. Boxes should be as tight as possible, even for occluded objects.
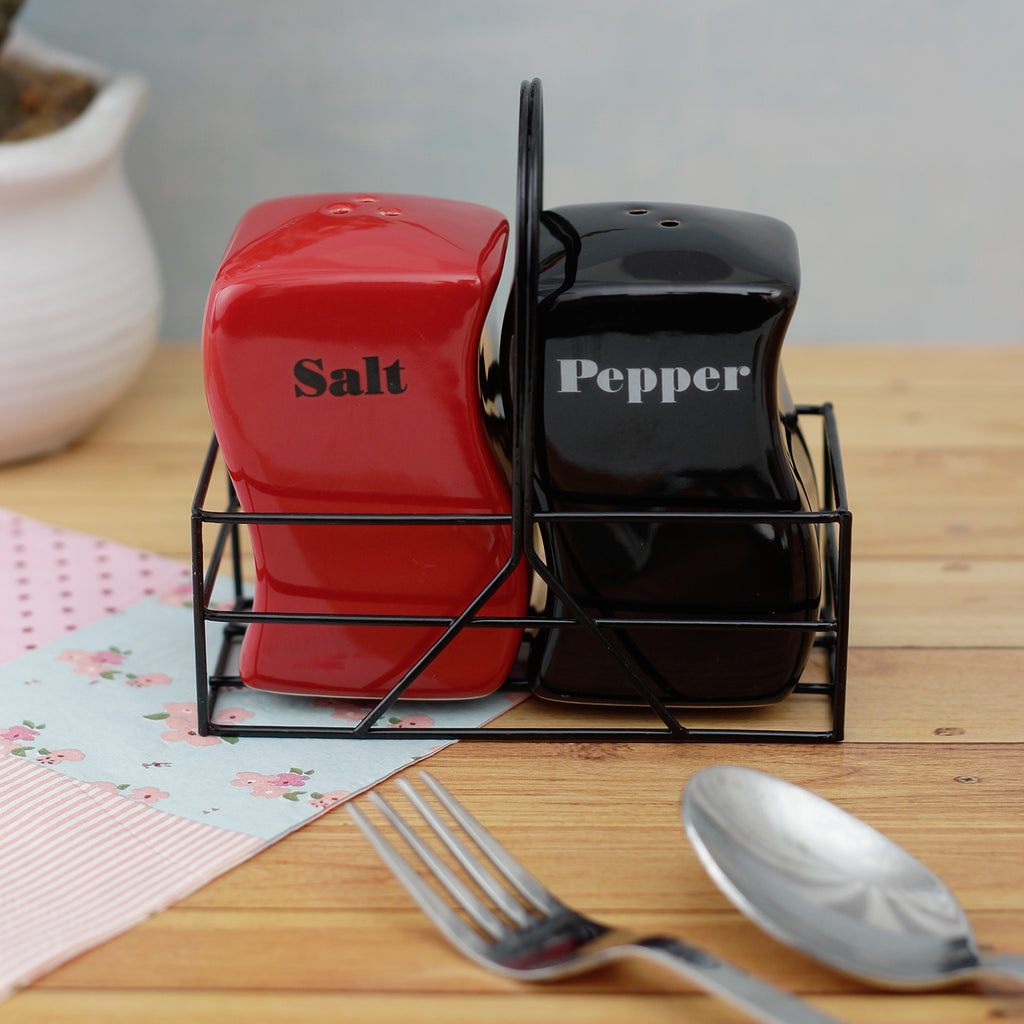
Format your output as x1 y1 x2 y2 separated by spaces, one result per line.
633 937 847 1024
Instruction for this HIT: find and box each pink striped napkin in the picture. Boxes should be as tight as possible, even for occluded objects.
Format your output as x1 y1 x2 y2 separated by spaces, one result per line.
0 509 518 998
0 756 260 989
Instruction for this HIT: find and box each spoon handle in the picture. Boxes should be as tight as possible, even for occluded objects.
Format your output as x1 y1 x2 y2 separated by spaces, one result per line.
979 952 1024 983
635 937 849 1024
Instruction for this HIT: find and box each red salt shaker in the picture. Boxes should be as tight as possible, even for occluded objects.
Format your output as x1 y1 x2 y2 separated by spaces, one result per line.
202 193 527 700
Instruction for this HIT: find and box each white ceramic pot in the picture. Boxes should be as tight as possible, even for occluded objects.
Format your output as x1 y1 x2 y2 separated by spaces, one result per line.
0 32 161 464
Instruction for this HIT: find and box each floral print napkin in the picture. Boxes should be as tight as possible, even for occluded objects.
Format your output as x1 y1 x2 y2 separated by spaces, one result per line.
0 509 518 998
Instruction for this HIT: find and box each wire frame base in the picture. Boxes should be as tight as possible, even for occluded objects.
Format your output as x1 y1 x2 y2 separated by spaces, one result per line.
191 403 851 744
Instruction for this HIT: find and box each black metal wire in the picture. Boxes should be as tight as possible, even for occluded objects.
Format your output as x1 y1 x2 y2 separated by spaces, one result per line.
190 77 851 743
190 401 851 743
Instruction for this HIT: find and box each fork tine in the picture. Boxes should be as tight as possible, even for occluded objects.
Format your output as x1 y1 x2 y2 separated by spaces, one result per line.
364 792 507 939
395 778 536 928
347 800 499 959
418 771 564 916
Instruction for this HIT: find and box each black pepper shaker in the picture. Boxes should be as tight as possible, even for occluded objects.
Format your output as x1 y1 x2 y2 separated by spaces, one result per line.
490 80 822 707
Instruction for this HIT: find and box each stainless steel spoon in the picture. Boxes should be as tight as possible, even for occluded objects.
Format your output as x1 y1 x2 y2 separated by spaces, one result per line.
682 764 1024 989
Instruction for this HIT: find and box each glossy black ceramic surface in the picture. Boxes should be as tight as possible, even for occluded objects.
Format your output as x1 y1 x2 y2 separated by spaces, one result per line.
494 200 822 706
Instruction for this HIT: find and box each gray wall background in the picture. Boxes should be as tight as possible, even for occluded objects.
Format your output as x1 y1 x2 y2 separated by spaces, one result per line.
19 0 1024 343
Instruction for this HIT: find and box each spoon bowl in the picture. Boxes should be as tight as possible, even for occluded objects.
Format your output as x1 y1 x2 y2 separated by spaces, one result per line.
682 765 1024 989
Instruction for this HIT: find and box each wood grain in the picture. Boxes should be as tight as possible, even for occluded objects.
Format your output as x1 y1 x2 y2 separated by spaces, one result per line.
10 992 1022 1024
1 343 1022 1024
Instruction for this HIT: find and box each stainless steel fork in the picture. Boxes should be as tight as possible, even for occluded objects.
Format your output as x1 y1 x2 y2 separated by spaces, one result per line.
347 771 846 1024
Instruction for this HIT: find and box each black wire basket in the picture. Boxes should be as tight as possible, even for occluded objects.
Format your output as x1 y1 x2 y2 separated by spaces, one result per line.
191 79 851 743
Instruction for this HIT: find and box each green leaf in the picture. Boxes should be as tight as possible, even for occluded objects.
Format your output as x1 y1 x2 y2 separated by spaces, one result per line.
38 748 50 755
223 735 239 744
144 713 170 720
310 793 323 800
11 748 26 757
282 791 300 801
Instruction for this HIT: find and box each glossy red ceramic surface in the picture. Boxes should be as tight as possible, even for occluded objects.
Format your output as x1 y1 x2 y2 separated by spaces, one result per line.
202 193 527 700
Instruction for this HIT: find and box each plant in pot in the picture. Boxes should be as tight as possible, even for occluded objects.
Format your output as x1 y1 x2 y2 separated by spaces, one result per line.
0 0 162 463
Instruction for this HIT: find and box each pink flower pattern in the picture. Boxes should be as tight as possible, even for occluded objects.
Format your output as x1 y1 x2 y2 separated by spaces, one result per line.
231 772 290 799
387 713 435 729
1 725 39 743
212 707 255 725
87 781 169 803
271 772 307 787
160 717 222 747
129 786 169 803
88 781 124 796
148 702 223 747
56 648 169 690
311 699 436 731
308 790 350 811
4 599 497 828
57 647 127 680
92 651 125 667
0 720 44 757
125 672 172 688
231 768 315 800
0 515 511 848
36 748 85 766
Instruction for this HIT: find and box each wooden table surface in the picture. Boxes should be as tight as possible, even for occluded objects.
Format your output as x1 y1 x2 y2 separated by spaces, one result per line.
1 343 1022 1023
